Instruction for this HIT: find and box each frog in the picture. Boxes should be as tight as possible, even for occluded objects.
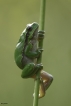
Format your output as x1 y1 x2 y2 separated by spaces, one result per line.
14 22 53 98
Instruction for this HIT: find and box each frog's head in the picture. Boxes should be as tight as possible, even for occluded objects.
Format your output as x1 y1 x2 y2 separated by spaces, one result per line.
26 22 39 41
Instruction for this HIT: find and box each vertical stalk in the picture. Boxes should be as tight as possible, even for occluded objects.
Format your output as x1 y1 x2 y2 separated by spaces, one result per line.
39 0 46 31
33 0 46 106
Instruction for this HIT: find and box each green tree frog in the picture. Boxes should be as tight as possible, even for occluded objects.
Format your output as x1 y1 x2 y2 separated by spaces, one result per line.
14 22 53 98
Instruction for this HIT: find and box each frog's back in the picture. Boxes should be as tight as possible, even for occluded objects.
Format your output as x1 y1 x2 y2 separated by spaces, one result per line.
14 31 26 69
14 43 24 69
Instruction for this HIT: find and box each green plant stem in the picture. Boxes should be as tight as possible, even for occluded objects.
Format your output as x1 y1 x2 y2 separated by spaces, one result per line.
39 0 46 31
33 0 46 106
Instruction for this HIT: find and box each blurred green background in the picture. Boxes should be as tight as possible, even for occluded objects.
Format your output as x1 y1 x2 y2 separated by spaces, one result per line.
0 0 71 106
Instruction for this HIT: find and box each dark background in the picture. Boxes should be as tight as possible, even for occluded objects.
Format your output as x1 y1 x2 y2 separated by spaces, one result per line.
0 0 71 106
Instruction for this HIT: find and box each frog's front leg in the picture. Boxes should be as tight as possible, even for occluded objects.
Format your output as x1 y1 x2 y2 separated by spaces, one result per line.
24 42 42 58
21 63 43 78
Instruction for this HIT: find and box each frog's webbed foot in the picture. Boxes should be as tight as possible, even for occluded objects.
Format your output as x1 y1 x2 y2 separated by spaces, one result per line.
35 63 43 72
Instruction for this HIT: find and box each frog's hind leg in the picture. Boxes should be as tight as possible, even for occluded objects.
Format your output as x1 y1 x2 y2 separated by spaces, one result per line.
32 70 53 98
38 71 53 98
21 63 35 78
21 63 43 78
40 71 53 90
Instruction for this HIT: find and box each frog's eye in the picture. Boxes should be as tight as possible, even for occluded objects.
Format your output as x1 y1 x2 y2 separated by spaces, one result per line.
27 26 32 31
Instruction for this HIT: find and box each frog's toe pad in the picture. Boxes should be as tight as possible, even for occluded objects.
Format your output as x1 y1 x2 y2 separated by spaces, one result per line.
33 93 44 98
